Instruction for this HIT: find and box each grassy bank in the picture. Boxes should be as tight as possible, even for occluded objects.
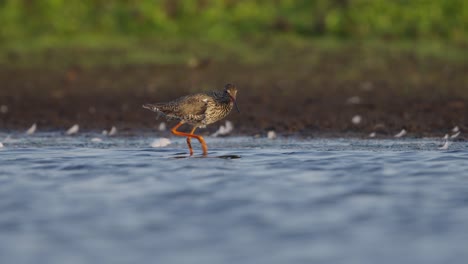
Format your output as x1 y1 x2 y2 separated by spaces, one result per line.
1 34 467 69
1 1 467 42
1 0 467 67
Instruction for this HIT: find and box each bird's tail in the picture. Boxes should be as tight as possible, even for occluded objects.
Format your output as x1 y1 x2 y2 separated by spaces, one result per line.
143 103 166 120
142 103 159 112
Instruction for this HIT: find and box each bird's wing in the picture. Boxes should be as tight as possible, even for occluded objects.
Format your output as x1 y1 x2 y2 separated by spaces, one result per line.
175 94 209 116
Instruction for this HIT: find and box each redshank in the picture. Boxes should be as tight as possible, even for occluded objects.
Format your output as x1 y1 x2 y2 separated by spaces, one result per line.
143 84 239 156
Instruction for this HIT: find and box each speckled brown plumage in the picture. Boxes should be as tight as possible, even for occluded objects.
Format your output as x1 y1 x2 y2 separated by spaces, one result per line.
143 83 239 156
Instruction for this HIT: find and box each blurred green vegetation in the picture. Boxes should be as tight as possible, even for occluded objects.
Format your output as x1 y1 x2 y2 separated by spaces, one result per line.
1 0 467 66
1 0 467 41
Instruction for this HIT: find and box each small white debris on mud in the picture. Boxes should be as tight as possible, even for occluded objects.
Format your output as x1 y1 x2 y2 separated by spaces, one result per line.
158 122 167 131
351 115 362 125
438 140 450 150
91 138 103 143
0 105 8 114
394 129 407 138
212 121 233 137
0 142 4 148
267 130 277 140
346 96 361 105
103 126 117 136
369 132 376 138
66 124 79 135
151 138 171 148
26 123 37 135
451 131 460 139
108 126 117 136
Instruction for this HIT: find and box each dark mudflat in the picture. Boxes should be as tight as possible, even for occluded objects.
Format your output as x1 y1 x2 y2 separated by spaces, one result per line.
1 53 467 137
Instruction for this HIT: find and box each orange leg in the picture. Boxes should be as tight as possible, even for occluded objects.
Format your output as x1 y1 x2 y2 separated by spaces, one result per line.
186 127 198 156
171 122 208 156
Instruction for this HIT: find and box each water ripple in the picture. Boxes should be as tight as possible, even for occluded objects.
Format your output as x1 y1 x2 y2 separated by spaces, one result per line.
0 134 467 264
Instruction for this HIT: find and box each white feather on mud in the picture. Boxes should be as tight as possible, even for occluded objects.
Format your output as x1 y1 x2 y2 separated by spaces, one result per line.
438 140 450 150
394 129 407 138
267 130 277 140
451 131 461 139
150 138 171 148
26 123 37 135
102 126 117 136
212 121 233 137
66 124 79 135
109 126 117 136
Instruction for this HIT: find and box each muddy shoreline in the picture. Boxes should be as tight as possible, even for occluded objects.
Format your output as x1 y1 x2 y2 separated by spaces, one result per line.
1 57 467 138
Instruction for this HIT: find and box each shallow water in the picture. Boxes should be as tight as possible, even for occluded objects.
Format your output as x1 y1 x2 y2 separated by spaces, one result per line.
1 133 468 264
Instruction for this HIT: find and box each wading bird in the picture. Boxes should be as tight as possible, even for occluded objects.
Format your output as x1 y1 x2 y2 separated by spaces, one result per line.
143 84 239 156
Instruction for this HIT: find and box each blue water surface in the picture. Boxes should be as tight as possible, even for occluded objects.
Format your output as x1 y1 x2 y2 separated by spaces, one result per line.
0 132 467 264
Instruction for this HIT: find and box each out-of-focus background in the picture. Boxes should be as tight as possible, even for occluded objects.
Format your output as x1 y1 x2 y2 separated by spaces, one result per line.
1 0 467 135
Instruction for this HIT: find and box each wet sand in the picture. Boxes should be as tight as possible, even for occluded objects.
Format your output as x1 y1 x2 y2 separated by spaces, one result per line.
1 54 467 137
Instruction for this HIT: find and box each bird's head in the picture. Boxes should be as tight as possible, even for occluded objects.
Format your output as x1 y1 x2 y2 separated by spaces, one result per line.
224 83 239 113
